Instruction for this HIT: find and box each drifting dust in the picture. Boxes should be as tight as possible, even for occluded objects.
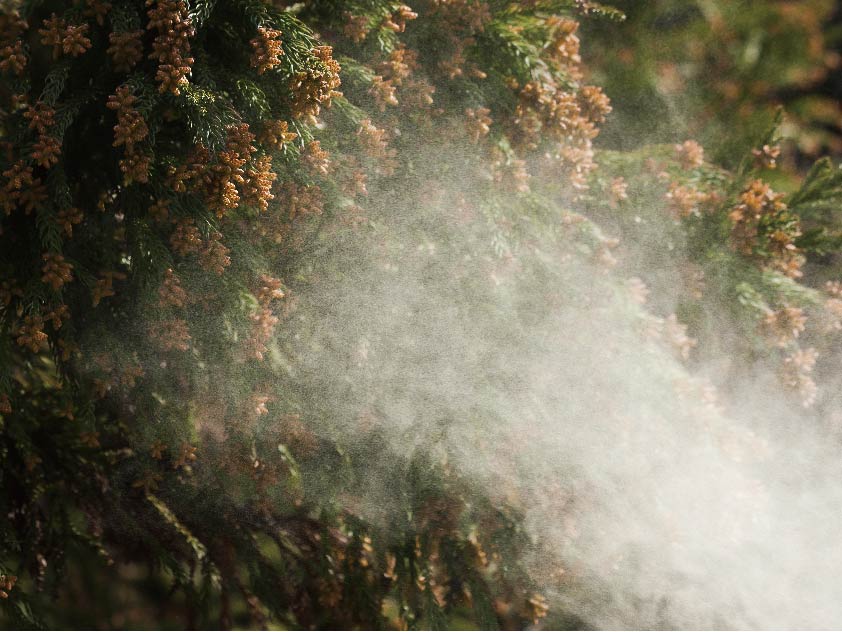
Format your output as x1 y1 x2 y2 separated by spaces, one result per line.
270 139 842 629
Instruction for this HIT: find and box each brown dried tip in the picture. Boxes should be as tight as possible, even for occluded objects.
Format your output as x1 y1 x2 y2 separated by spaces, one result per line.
172 442 197 468
146 0 195 95
753 144 781 169
762 305 806 348
41 253 74 291
675 139 704 169
578 85 612 123
0 575 14 598
108 30 144 72
158 268 188 309
260 120 298 149
303 140 331 176
527 593 549 624
465 107 492 142
150 440 166 460
383 5 417 32
250 27 284 74
343 13 369 42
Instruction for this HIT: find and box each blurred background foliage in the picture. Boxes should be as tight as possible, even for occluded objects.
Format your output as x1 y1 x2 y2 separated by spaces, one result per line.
585 0 842 182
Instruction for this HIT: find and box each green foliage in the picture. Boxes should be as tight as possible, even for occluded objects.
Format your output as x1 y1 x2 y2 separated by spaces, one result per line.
2 0 842 629
585 0 842 173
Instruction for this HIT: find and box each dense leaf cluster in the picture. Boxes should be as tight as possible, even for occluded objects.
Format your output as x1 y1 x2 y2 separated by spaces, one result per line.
2 0 842 629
